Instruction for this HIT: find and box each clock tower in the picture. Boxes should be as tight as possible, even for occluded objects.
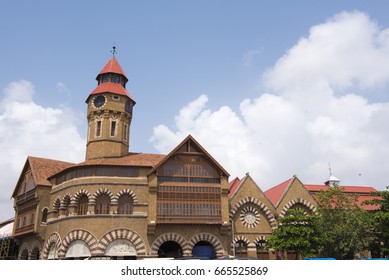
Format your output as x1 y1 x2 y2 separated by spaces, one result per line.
85 52 136 160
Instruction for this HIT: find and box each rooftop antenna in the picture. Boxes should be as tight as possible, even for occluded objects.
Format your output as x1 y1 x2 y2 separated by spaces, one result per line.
111 43 117 57
328 163 333 176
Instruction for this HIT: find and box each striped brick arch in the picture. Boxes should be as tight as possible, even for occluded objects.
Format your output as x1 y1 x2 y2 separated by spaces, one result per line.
97 228 146 256
279 198 317 217
92 188 114 202
42 232 61 259
230 197 277 228
73 189 92 205
188 232 225 258
253 235 267 243
150 233 188 256
114 189 139 204
58 229 98 258
233 235 250 245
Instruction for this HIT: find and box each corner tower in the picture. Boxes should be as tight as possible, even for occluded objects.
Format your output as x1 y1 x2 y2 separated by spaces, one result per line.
85 52 136 160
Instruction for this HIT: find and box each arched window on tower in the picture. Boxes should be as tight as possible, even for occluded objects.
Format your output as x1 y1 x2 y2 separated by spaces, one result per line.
41 208 48 224
110 121 117 137
95 194 111 214
77 194 89 215
117 194 133 214
96 120 102 138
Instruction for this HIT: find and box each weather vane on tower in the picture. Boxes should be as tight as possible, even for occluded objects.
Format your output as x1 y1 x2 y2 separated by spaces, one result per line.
111 43 117 56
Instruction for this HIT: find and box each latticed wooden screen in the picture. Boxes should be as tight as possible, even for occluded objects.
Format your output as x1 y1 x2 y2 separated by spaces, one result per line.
156 141 222 224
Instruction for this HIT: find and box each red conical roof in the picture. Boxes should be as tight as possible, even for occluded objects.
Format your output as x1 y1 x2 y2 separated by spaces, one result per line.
87 56 135 103
98 56 128 79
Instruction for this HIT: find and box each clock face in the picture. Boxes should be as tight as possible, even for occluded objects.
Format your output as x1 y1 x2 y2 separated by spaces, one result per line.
93 95 106 108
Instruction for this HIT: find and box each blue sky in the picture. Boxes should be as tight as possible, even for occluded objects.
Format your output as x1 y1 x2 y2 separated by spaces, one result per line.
1 0 389 221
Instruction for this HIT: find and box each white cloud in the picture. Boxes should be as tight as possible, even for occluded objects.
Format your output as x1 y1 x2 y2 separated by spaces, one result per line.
0 80 85 221
150 11 389 191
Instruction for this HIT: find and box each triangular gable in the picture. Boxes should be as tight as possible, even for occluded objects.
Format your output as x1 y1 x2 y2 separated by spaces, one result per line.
11 157 35 198
273 175 318 211
229 174 275 208
148 134 230 177
12 156 74 198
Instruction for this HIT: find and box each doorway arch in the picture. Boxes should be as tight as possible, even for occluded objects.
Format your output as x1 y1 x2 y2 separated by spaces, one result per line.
192 241 215 259
158 241 183 258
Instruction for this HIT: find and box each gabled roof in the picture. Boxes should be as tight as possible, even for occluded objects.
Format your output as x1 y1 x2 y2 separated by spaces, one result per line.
264 177 294 206
265 176 381 211
98 56 128 79
228 177 242 199
12 156 75 197
148 135 230 177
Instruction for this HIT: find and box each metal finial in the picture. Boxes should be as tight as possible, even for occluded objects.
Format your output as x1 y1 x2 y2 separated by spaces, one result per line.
111 44 117 56
328 163 333 176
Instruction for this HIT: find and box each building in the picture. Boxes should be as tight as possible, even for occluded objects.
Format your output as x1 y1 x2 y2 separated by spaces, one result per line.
10 53 380 260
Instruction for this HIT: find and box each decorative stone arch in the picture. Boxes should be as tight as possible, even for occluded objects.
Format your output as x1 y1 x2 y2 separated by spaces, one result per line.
150 232 188 256
232 235 251 255
188 232 224 258
92 188 114 202
254 235 271 259
233 235 251 245
73 189 92 204
61 193 72 206
59 229 98 259
230 197 277 228
73 189 92 214
279 198 317 218
253 235 268 243
31 246 40 260
19 247 29 260
52 197 61 216
18 240 42 260
115 189 139 204
42 232 61 259
60 193 72 216
97 228 146 257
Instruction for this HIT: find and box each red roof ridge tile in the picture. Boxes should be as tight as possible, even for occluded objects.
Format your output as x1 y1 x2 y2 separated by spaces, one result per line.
98 56 128 79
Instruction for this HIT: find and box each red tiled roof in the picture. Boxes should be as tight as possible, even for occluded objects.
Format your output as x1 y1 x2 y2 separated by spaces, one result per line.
306 184 377 194
98 56 128 79
49 152 166 180
77 152 165 167
228 177 242 199
306 184 381 210
264 178 293 206
12 156 75 197
29 156 75 186
90 82 135 101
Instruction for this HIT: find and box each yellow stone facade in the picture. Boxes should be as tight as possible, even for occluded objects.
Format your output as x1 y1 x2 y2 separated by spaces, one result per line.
11 55 323 260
